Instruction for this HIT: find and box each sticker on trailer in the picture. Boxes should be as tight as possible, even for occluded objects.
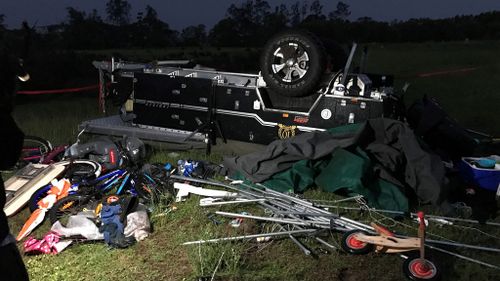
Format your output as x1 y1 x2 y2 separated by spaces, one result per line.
293 116 309 124
321 109 332 120
253 100 261 110
348 113 355 124
278 124 296 139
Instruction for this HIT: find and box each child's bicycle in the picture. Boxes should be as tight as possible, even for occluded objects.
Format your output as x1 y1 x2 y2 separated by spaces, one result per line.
340 212 441 281
46 164 172 226
17 135 67 168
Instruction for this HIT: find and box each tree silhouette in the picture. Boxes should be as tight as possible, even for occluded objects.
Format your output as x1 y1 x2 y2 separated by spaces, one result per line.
209 18 239 46
5 0 500 51
227 0 271 26
264 5 289 30
223 0 272 46
66 7 86 25
181 24 207 47
329 1 351 21
88 9 103 22
143 5 157 22
133 5 177 47
106 0 131 26
63 7 110 49
0 14 6 40
302 0 326 22
289 2 301 27
309 0 323 17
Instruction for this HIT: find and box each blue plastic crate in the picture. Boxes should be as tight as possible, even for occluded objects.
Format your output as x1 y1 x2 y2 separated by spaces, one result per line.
459 157 500 192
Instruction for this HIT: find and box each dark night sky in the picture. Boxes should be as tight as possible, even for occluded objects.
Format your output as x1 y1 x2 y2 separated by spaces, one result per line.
1 0 499 31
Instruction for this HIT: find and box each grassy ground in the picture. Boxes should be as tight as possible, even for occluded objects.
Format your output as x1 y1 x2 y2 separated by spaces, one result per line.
362 40 500 136
4 41 500 281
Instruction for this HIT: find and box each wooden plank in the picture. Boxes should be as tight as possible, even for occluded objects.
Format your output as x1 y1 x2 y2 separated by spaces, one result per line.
355 233 421 249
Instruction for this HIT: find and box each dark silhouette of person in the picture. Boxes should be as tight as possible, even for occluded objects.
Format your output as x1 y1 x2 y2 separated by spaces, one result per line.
0 43 30 281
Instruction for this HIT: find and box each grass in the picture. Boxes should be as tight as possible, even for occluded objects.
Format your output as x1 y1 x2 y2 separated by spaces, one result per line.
361 40 500 136
14 93 101 145
4 41 500 281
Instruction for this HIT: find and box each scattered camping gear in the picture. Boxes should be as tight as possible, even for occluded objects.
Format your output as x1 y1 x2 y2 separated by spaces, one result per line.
26 160 102 213
173 182 237 202
66 136 123 171
50 215 104 241
65 128 146 170
24 232 72 255
459 156 500 191
124 207 151 241
17 136 53 166
175 176 500 273
4 163 66 217
46 169 137 225
222 118 447 212
8 26 500 280
182 229 318 245
17 178 72 241
406 96 478 160
7 130 499 278
17 136 67 167
99 200 136 248
313 203 500 227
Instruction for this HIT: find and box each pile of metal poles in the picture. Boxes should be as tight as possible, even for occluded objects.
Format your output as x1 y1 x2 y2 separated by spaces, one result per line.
172 175 500 270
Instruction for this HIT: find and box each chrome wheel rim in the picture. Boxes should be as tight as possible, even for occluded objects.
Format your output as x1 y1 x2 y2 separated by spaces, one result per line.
271 43 310 83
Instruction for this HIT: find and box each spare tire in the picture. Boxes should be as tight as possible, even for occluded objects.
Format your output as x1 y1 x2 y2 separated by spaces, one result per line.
260 30 326 97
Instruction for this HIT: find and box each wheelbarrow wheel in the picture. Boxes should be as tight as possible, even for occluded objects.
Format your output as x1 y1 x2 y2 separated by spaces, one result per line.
403 253 441 281
340 230 373 255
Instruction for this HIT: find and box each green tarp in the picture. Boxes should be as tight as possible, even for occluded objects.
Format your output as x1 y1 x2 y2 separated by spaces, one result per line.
226 119 447 213
261 147 408 212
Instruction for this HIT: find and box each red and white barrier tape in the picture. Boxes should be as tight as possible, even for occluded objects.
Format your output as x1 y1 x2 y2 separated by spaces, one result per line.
17 84 99 95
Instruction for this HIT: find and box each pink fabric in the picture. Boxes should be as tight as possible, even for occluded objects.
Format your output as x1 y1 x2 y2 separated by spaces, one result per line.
24 232 61 255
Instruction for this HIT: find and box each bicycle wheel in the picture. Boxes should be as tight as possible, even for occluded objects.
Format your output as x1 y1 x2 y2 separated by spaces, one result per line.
133 173 160 203
58 160 102 183
49 194 94 225
19 136 53 165
41 145 67 164
28 184 52 213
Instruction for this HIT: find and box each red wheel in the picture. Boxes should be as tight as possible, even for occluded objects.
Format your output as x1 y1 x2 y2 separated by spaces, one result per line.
340 230 373 254
403 254 440 281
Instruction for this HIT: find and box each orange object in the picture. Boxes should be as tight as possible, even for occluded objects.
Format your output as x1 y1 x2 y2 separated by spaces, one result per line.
17 209 46 241
107 195 120 204
17 179 71 241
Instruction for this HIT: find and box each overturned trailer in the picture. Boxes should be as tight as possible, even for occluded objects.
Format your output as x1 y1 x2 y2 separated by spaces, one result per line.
81 31 402 146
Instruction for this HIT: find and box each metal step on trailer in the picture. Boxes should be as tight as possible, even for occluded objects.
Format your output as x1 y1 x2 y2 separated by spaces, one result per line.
79 115 205 145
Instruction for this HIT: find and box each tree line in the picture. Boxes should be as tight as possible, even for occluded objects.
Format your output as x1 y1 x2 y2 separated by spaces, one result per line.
1 0 500 51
